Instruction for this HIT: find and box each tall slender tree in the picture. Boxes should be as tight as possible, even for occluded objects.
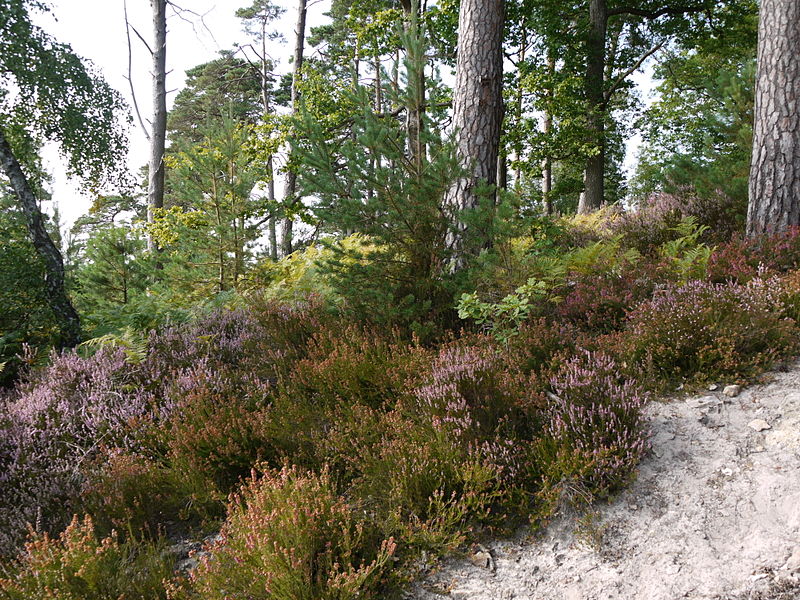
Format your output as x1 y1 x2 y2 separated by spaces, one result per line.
747 0 800 236
148 0 168 253
236 0 285 260
445 0 505 270
281 0 308 257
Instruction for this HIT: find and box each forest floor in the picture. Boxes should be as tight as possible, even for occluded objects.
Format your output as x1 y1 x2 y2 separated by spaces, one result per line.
410 361 800 600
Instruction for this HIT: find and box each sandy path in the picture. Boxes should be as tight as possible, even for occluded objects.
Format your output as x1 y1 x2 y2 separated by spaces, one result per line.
410 363 800 600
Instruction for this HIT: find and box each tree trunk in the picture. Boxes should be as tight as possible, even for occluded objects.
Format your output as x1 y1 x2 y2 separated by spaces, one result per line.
258 21 279 261
747 0 800 236
578 0 607 215
444 0 505 270
542 51 555 215
0 126 81 348
281 0 307 257
148 0 167 252
402 1 426 170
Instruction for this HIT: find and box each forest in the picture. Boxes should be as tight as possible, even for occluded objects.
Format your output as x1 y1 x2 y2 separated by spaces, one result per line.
1 0 800 597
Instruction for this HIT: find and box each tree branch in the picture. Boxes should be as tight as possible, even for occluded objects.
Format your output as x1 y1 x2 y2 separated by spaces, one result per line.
604 41 665 103
607 4 708 19
123 0 150 140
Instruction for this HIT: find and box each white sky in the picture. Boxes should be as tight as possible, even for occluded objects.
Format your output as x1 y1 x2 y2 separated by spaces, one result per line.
37 0 331 229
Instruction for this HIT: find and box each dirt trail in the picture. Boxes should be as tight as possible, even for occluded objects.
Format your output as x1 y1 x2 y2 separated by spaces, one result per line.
411 363 800 600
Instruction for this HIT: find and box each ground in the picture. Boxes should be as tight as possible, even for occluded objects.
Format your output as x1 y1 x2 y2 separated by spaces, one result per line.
411 362 800 600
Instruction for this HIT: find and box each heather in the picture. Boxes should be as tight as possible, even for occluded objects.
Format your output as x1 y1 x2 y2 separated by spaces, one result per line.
5 217 800 598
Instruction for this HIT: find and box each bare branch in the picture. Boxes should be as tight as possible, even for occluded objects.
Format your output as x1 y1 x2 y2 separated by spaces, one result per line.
607 4 708 19
124 0 151 140
604 42 665 103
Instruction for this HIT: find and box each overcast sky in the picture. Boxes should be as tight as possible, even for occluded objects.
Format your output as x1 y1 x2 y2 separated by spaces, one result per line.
37 0 331 229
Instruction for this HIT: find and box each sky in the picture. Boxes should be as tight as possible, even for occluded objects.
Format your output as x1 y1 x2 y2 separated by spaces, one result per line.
36 0 331 229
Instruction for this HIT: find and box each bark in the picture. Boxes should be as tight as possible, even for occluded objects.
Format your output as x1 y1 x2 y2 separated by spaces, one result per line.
747 0 800 236
0 127 81 348
148 0 167 252
445 0 505 270
281 0 307 257
578 0 607 215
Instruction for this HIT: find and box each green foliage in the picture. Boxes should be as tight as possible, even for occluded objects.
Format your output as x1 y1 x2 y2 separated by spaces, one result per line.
0 193 59 383
294 28 466 336
0 516 172 600
457 279 548 345
0 0 128 188
658 217 714 282
78 327 148 365
179 466 396 600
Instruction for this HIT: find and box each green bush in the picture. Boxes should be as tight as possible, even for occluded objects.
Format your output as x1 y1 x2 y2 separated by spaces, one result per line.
0 515 172 600
180 466 395 600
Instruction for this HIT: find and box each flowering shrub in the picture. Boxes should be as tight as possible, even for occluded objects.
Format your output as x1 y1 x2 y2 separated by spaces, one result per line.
0 348 154 555
541 352 649 497
0 515 172 599
613 190 745 253
626 278 798 382
181 466 396 600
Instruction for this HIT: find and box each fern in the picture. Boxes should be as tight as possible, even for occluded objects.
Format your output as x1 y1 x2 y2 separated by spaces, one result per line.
659 217 714 282
79 327 148 364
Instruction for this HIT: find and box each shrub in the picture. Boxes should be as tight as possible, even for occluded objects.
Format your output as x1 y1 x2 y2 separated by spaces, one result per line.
180 466 396 600
80 448 223 539
0 348 154 555
0 515 172 600
625 278 798 383
613 190 744 253
540 352 649 498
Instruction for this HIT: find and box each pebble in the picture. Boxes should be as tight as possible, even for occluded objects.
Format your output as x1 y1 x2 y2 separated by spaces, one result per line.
783 548 800 572
724 385 742 397
708 384 719 391
748 419 772 432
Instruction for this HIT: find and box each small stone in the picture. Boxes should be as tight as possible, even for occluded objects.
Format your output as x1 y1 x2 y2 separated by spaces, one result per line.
470 545 496 572
749 573 768 582
783 548 800 572
688 396 720 410
753 445 765 453
748 419 772 432
724 385 742 398
708 384 719 391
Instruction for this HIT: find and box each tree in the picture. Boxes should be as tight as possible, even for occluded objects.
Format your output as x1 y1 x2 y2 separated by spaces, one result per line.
0 0 128 348
281 0 309 257
147 0 168 253
444 0 505 269
236 1 285 261
747 0 800 236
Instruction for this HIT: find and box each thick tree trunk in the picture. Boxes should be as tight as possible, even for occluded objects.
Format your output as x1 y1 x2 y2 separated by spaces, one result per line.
747 0 800 236
445 0 505 270
578 0 607 215
0 127 81 348
148 0 167 252
281 0 307 257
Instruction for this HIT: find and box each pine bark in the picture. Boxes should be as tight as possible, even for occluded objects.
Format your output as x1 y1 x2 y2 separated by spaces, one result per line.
0 126 81 348
578 0 607 214
445 0 505 270
747 0 800 236
147 0 167 252
281 0 307 257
